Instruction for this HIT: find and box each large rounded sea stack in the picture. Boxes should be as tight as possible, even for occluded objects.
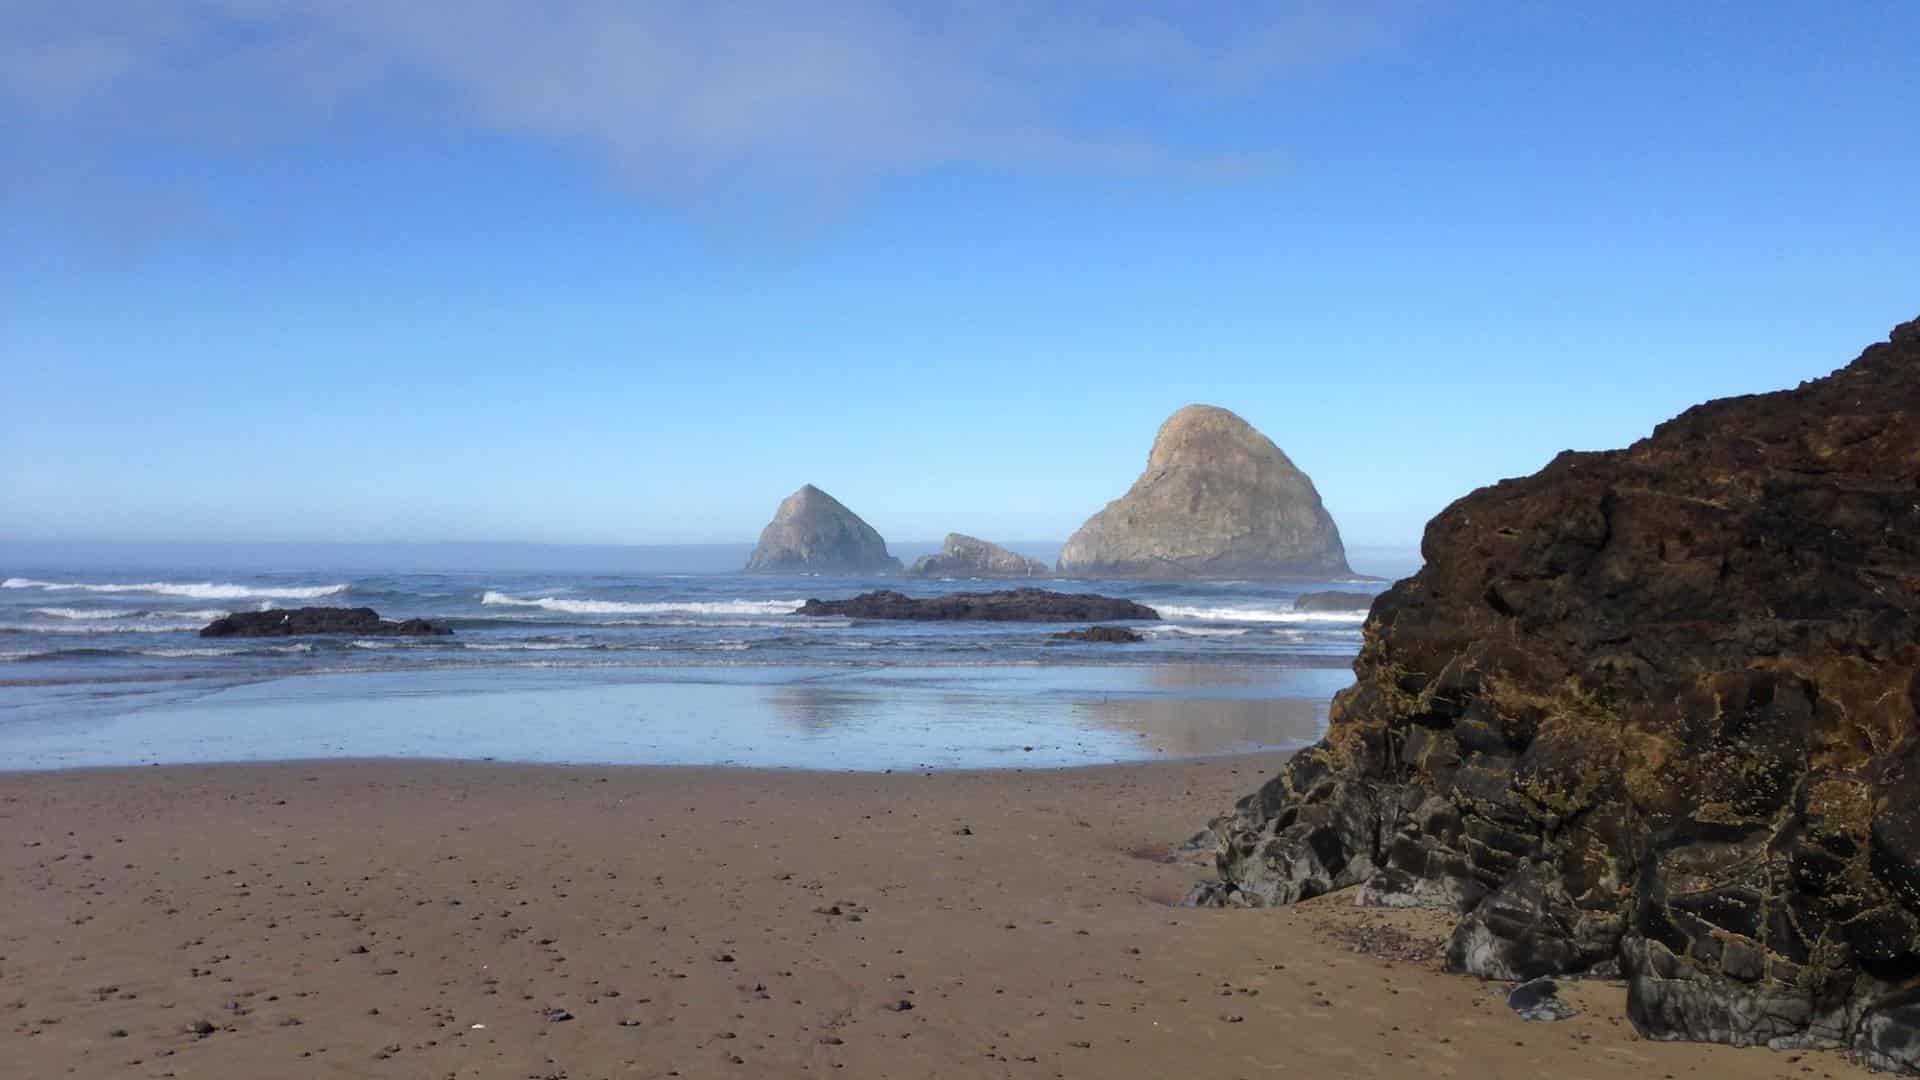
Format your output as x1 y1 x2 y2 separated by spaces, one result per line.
1190 316 1920 1069
1057 405 1351 580
746 485 903 575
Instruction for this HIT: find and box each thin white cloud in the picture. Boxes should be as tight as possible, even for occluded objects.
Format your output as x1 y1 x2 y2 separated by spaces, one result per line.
2 1 1429 196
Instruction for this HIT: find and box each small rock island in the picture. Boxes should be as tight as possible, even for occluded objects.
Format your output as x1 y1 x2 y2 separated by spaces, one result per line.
201 607 451 638
1049 626 1146 643
794 589 1158 623
745 485 903 575
907 534 1051 578
1292 590 1375 613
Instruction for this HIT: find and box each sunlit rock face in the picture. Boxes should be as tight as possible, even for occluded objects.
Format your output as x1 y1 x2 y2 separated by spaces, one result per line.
745 485 902 575
908 534 1050 579
1192 317 1920 1069
1057 405 1351 580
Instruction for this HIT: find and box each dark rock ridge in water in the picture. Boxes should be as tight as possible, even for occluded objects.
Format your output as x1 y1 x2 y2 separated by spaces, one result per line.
201 607 452 638
746 485 903 575
1057 404 1351 580
1293 590 1376 613
1189 316 1920 1069
1049 625 1146 643
795 589 1158 623
908 533 1051 578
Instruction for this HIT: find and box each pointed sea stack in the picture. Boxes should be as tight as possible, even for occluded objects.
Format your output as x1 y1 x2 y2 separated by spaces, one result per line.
907 534 1051 578
1057 405 1350 580
745 485 903 575
1189 315 1920 1067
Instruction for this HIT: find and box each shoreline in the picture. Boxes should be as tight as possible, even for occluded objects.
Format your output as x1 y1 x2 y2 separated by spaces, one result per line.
0 744 1296 779
1 754 1869 1078
0 663 1342 773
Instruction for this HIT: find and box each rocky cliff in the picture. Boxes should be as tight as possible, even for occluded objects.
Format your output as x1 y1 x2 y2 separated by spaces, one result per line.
908 534 1051 578
1057 405 1351 580
745 485 903 575
1190 317 1920 1069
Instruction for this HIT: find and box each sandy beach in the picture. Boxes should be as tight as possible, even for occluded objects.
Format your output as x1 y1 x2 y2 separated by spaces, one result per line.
0 755 1872 1079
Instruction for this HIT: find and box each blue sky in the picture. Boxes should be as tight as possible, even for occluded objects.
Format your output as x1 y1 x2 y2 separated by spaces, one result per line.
3 2 1915 549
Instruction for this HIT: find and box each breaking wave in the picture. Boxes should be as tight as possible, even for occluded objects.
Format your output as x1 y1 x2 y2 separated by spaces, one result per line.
479 591 800 617
0 620 210 635
1148 625 1250 638
3 578 348 601
1155 604 1368 624
32 607 230 622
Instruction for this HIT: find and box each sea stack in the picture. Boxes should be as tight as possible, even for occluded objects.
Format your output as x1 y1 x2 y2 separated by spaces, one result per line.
1057 405 1350 580
745 485 903 575
1189 316 1920 1067
907 534 1051 578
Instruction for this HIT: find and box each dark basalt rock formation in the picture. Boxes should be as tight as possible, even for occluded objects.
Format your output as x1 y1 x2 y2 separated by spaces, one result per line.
1190 316 1920 1068
1057 405 1351 580
795 589 1158 623
908 534 1051 578
1294 590 1376 613
201 607 451 638
1050 625 1146 643
1508 977 1577 1022
746 485 903 575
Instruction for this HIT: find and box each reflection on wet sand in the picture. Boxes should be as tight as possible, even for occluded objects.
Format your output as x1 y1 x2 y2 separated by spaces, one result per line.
1143 664 1286 690
763 666 1338 758
762 684 866 733
1080 696 1326 757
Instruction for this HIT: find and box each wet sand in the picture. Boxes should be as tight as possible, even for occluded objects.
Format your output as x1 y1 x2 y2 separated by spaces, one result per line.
0 756 1871 1078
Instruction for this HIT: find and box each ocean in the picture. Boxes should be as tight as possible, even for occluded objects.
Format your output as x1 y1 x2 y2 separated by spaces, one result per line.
0 558 1400 772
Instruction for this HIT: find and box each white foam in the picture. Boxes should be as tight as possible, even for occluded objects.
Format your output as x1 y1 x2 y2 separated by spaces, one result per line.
462 642 586 652
136 647 249 658
479 591 800 617
0 621 208 634
31 607 229 621
1155 604 1367 625
32 607 140 620
3 578 347 601
1148 625 1249 638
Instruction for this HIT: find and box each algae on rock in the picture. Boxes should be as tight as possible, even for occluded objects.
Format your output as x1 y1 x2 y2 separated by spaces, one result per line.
1191 315 1920 1069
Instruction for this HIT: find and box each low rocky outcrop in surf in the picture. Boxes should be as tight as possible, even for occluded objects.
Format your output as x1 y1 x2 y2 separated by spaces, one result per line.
1049 625 1145 643
1292 590 1375 613
794 589 1158 623
746 485 903 575
1188 316 1920 1069
1057 404 1351 580
907 534 1051 579
201 607 451 638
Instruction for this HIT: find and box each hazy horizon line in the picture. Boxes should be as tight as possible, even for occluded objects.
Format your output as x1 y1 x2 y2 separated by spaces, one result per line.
0 536 1422 551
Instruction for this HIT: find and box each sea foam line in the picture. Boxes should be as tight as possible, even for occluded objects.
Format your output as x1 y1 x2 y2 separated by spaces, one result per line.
1155 604 1368 624
479 591 801 617
32 607 230 621
0 621 210 635
1147 625 1249 638
3 578 348 601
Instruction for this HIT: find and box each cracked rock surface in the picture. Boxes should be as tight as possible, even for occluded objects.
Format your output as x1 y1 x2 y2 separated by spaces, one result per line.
1192 315 1920 1068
